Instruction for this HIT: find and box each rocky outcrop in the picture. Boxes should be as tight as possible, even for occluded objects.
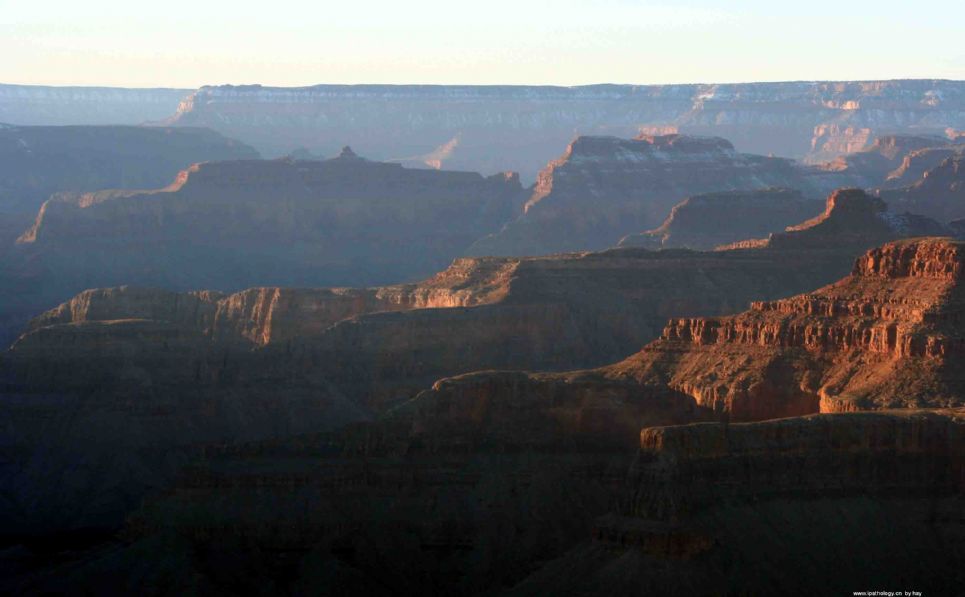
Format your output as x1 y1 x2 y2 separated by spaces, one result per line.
161 81 965 181
622 237 965 418
0 84 189 126
618 188 822 250
720 188 949 250
808 123 875 162
879 154 965 221
466 134 861 256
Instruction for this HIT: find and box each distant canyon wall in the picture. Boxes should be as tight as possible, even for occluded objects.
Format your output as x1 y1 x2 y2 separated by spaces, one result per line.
0 84 189 126
4 80 962 182
162 80 965 180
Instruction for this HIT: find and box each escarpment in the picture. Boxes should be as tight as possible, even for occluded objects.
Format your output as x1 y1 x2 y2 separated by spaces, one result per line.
879 154 965 222
618 188 823 250
466 134 865 256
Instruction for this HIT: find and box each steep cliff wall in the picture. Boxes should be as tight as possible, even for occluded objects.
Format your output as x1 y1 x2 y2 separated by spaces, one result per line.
618 189 823 250
880 154 965 222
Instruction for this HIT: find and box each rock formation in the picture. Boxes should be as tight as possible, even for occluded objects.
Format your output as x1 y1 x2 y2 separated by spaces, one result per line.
881 143 965 188
618 188 822 250
879 154 965 221
466 134 861 256
814 133 955 186
160 81 965 180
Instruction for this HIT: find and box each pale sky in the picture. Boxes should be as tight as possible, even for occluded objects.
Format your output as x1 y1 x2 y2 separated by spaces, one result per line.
2 0 963 88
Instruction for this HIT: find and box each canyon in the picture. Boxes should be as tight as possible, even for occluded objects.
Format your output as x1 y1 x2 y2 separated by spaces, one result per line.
0 189 948 539
2 78 965 595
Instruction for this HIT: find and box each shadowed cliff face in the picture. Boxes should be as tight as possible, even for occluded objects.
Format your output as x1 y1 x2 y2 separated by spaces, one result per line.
508 409 965 596
882 143 965 188
465 134 868 257
880 154 965 222
160 81 965 180
618 188 823 250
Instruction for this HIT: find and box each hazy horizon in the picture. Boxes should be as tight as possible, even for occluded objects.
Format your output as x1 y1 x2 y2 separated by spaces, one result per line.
3 0 963 88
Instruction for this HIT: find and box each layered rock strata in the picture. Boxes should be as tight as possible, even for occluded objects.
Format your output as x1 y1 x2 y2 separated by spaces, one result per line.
420 235 965 441
162 81 965 179
467 134 862 256
879 154 965 222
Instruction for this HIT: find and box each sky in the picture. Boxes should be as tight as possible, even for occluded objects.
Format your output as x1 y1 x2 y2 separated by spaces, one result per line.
2 0 963 88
